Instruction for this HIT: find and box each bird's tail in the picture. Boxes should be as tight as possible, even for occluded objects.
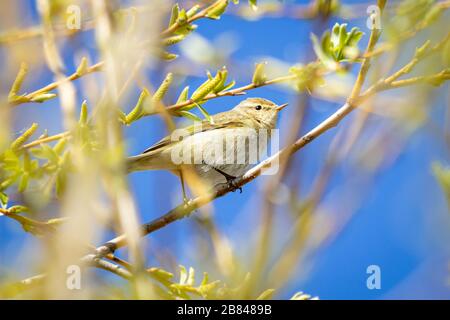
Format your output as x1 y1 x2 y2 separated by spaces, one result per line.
126 151 176 173
126 153 158 173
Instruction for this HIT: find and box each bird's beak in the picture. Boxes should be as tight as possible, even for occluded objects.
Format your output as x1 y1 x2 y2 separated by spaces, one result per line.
276 103 288 111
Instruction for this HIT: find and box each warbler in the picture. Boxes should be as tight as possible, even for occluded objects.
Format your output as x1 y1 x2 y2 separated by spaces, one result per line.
127 97 287 200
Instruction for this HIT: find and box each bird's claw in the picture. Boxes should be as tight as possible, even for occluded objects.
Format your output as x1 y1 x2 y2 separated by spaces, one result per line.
227 178 242 193
201 160 243 193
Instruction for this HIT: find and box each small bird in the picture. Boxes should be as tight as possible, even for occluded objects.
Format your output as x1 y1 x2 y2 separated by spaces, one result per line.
127 97 287 200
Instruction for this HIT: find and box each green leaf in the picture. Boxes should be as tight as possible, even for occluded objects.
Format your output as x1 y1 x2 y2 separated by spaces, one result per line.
31 144 59 164
256 288 275 300
8 62 28 102
18 173 29 192
311 33 336 69
160 51 178 61
187 267 195 286
289 62 324 92
179 265 188 284
55 170 66 196
337 23 348 52
312 23 363 66
8 205 29 213
331 23 340 47
252 62 267 86
176 86 190 104
79 100 89 124
248 0 257 11
186 4 200 18
168 3 179 27
162 34 186 46
125 88 149 124
213 67 229 93
30 92 57 103
176 110 202 122
221 80 235 91
191 70 224 101
23 151 31 172
205 0 229 20
0 192 8 207
290 291 316 300
150 73 173 109
177 8 187 25
11 123 38 151
75 57 88 76
194 102 213 123
53 138 67 154
147 267 174 285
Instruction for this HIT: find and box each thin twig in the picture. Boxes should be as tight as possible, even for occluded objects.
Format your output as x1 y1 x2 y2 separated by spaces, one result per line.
81 255 133 280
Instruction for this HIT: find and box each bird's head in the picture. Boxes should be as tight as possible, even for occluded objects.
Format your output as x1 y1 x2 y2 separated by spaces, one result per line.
233 97 288 129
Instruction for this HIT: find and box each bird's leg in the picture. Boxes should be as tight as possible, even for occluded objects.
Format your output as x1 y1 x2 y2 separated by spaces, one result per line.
202 161 242 193
178 169 190 205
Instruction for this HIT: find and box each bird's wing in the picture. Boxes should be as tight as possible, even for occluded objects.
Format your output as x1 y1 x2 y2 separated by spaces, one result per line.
141 113 247 155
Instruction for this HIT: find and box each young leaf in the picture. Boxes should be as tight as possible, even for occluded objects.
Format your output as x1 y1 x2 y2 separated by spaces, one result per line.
8 62 28 102
252 62 267 86
125 88 149 124
213 67 229 93
40 144 59 164
8 205 29 213
177 8 188 25
179 265 188 284
187 267 195 286
11 123 38 151
256 288 275 300
176 86 190 104
191 70 223 101
0 192 8 207
168 3 179 27
30 92 57 103
18 173 29 193
79 100 88 124
76 57 88 76
162 34 186 46
53 138 67 154
194 102 213 124
152 73 173 102
176 110 202 122
249 0 257 11
206 0 229 20
186 4 200 18
311 33 336 69
160 51 178 61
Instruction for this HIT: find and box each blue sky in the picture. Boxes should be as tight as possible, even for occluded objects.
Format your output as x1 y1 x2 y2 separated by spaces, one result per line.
1 0 449 299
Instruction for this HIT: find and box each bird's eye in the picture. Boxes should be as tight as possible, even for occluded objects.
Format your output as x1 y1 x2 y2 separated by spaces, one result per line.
255 105 262 110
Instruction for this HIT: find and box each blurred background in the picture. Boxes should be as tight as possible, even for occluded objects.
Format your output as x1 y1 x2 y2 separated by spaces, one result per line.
0 0 449 299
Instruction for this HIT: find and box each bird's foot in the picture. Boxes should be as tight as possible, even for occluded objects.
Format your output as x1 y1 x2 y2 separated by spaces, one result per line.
227 178 242 193
202 161 242 193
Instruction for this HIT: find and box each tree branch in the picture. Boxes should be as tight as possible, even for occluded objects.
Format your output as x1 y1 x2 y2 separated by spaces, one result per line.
92 0 385 259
